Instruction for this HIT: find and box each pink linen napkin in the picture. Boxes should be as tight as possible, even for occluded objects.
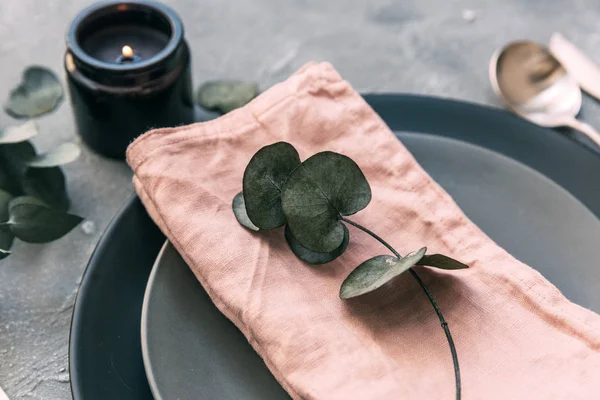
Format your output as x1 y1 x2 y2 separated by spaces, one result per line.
127 62 600 400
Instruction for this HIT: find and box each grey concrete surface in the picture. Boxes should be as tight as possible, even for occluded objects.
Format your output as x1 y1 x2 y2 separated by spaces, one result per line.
1 0 600 399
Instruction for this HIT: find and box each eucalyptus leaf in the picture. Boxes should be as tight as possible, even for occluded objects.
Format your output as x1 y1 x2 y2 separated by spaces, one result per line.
243 142 301 230
285 224 349 265
281 151 371 253
0 189 14 256
0 248 10 260
5 66 64 118
26 142 81 168
22 167 70 211
232 192 259 231
0 121 38 144
0 168 12 197
340 247 427 299
7 196 82 243
0 141 37 194
419 254 469 270
0 140 36 174
197 80 259 114
0 189 13 218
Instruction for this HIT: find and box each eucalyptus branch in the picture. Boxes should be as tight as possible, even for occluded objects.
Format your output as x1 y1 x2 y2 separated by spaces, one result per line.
0 66 82 260
232 141 469 398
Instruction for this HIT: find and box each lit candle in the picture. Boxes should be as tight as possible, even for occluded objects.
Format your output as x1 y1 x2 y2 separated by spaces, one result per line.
65 0 194 159
121 45 134 58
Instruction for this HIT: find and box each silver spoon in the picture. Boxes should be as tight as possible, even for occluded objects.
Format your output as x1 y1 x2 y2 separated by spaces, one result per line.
489 40 600 147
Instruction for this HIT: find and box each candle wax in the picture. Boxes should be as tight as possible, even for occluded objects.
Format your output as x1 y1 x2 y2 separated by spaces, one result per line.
81 25 169 63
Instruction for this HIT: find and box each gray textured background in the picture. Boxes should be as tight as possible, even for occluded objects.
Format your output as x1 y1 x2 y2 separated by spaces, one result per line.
1 0 600 399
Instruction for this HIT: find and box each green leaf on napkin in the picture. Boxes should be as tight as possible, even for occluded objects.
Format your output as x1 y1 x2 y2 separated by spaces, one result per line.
196 80 259 114
0 121 38 144
4 66 64 118
26 142 81 168
6 196 82 243
232 192 259 231
340 248 427 299
418 254 469 270
281 151 371 253
243 142 301 230
285 224 349 265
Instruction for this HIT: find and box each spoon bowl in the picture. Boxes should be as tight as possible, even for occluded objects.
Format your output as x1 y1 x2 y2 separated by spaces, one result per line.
490 40 600 146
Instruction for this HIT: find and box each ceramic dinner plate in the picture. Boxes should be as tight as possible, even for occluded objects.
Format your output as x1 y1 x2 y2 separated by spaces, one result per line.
141 132 600 400
70 95 600 400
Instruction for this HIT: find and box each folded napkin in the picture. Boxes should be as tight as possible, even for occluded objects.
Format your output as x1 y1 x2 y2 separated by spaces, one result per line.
127 63 600 399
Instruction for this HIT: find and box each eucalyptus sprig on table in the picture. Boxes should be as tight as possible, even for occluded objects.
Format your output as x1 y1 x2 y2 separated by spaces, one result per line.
232 142 468 399
0 66 83 260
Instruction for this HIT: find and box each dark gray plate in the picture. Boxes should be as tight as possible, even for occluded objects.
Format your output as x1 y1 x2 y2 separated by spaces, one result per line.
141 132 600 400
72 95 600 399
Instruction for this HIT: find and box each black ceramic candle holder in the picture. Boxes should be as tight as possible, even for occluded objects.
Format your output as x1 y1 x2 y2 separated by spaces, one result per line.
65 0 194 159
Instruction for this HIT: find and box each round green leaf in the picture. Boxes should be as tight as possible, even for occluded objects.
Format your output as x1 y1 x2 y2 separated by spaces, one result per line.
26 142 81 168
340 247 427 299
0 140 36 174
7 196 82 243
5 66 64 118
242 142 301 230
0 189 12 219
232 192 259 231
21 167 70 211
281 151 371 253
0 141 37 195
418 254 469 270
285 224 349 265
0 168 12 194
0 121 38 144
196 80 259 114
0 189 14 255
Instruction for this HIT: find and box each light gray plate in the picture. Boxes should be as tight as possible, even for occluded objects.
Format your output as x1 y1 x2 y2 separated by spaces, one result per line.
141 132 600 400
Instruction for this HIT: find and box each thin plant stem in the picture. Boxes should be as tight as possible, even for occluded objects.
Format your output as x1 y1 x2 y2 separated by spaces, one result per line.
341 217 461 400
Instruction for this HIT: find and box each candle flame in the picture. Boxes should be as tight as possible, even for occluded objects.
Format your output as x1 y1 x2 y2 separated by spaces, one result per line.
65 53 75 72
122 45 134 58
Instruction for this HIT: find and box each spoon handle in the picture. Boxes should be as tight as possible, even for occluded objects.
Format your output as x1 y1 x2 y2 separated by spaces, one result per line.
549 33 600 101
564 118 600 147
